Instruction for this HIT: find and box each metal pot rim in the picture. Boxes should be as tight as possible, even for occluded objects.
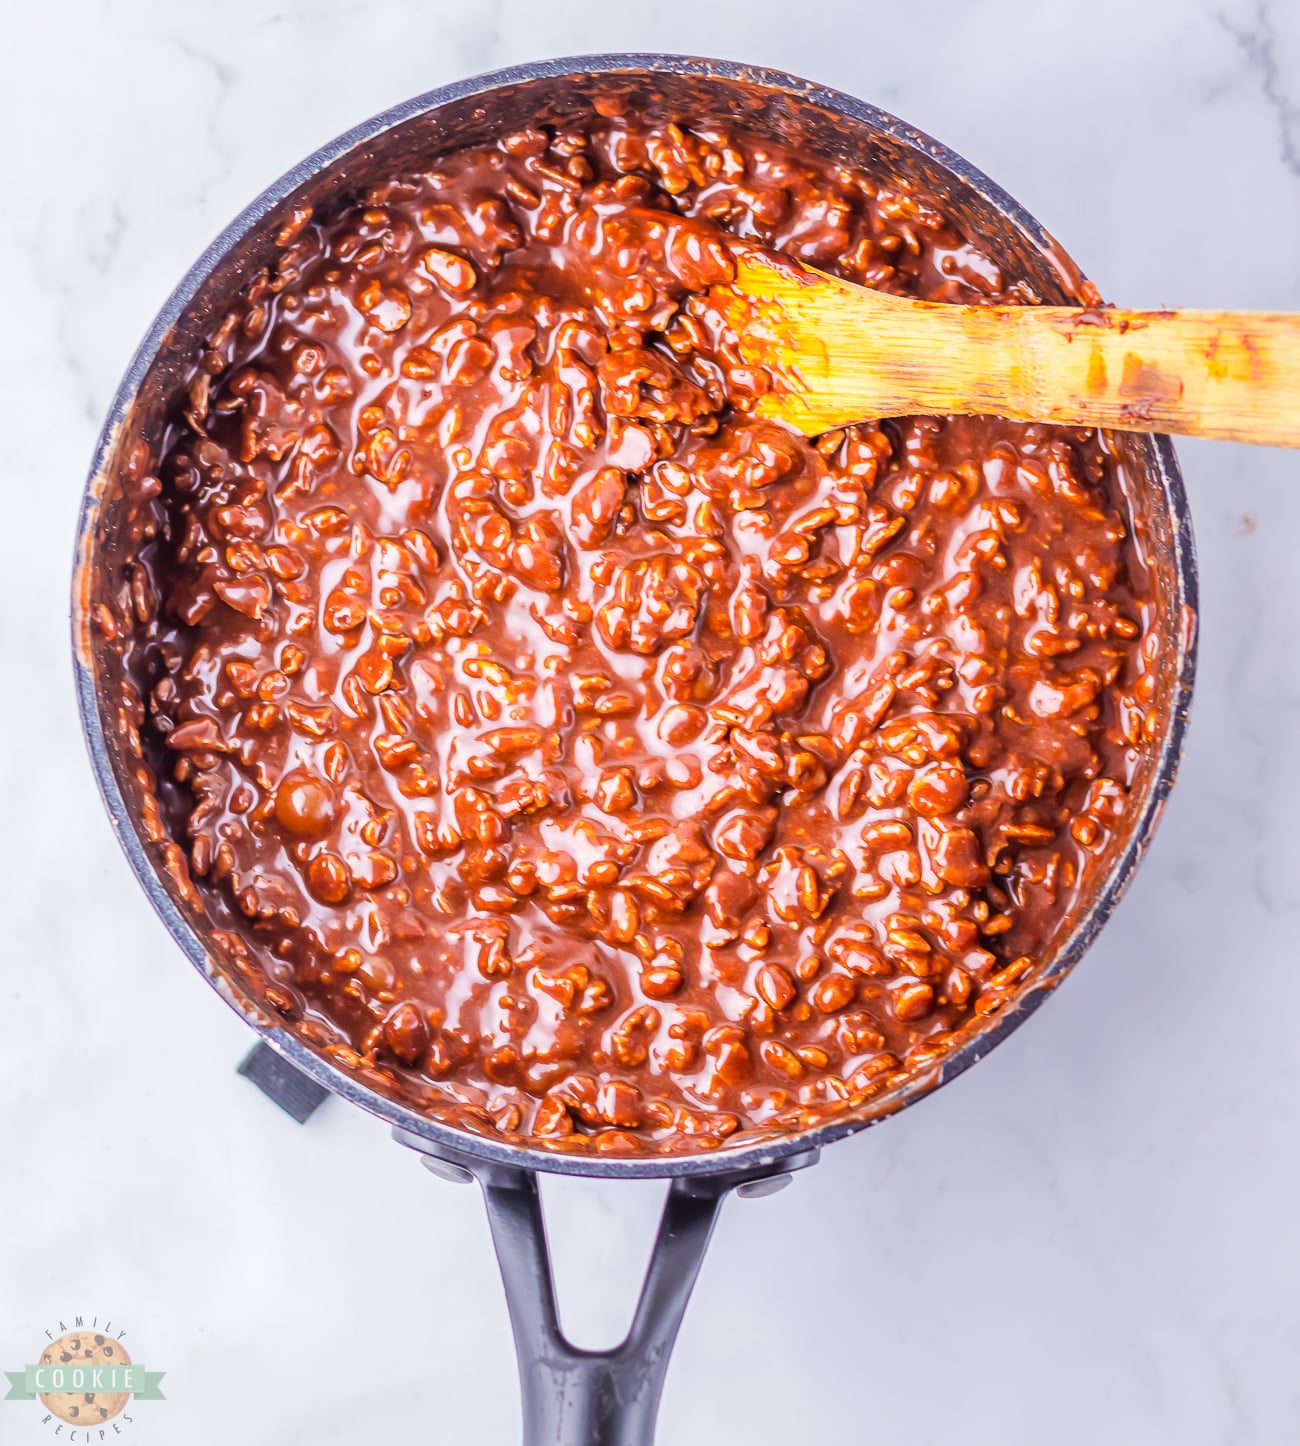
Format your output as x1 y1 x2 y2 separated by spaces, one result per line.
72 52 1199 1179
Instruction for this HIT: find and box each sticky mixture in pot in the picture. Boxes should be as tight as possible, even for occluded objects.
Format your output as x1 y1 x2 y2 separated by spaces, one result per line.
142 117 1158 1150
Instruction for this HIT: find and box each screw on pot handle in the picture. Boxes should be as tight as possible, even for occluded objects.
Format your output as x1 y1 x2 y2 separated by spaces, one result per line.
393 1129 818 1445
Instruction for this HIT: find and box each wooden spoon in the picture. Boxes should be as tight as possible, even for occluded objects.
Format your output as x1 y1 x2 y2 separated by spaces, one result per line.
710 245 1300 446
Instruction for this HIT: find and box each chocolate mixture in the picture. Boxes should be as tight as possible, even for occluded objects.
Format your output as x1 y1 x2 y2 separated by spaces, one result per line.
134 117 1159 1151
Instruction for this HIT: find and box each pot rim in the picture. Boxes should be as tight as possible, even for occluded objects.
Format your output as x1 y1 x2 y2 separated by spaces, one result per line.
72 52 1199 1179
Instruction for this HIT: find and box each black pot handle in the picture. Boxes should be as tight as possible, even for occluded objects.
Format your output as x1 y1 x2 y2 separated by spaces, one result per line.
236 1049 817 1440
394 1129 818 1446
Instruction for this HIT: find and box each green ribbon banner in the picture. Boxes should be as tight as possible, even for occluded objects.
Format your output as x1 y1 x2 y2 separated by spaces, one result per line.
4 1364 165 1401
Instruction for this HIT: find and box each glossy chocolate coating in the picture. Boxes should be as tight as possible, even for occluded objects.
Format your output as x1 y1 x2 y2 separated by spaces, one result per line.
139 117 1157 1151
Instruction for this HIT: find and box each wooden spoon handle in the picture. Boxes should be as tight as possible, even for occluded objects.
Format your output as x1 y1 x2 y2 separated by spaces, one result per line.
727 248 1300 444
967 304 1300 446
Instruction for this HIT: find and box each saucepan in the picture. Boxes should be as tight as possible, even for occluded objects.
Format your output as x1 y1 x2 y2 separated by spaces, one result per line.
71 54 1198 1445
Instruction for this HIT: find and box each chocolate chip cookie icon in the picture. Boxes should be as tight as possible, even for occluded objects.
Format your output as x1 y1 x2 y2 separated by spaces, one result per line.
38 1332 130 1425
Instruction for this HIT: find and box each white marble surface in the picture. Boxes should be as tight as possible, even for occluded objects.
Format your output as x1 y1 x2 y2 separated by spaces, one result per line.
4 1 1300 1441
